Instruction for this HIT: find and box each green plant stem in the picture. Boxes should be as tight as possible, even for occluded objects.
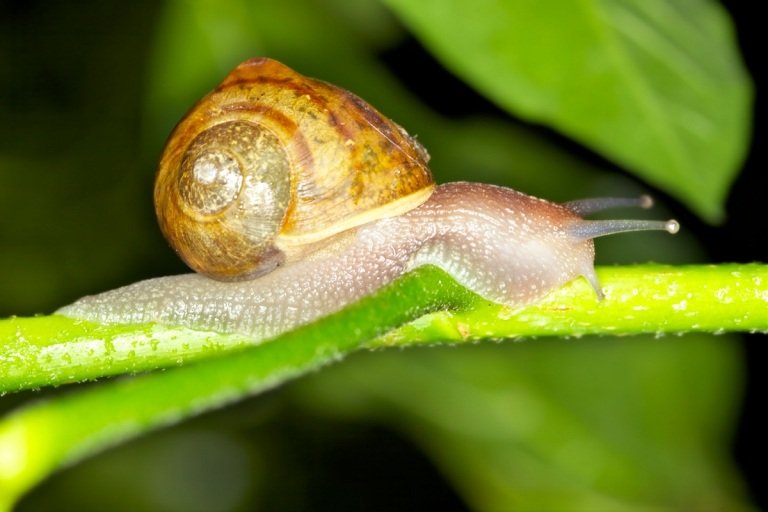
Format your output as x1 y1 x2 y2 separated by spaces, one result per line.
0 265 470 509
0 263 765 508
2 264 767 393
373 263 768 346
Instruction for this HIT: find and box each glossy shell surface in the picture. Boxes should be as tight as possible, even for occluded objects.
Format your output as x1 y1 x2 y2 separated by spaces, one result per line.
155 57 434 280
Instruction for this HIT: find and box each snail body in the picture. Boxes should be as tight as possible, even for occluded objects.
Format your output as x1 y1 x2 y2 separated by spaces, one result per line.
58 58 678 338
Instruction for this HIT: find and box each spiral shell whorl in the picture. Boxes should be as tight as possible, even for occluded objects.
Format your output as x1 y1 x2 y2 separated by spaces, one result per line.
157 121 291 280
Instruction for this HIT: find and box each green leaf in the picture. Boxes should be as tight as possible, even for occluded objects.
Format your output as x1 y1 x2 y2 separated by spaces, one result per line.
384 0 752 222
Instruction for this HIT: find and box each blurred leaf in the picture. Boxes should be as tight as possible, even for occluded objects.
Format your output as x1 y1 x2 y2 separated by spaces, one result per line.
143 0 404 152
144 0 263 153
295 334 748 510
384 0 753 222
0 1 166 316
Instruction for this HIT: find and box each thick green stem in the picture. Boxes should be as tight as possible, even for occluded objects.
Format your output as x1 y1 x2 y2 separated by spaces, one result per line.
1 264 767 393
373 263 768 346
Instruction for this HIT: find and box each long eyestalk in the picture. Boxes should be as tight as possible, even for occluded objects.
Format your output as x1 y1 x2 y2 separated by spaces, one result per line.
564 194 678 240
570 218 679 240
564 194 653 215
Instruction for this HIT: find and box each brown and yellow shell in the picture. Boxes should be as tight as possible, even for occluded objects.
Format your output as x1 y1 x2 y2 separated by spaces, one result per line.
155 57 434 281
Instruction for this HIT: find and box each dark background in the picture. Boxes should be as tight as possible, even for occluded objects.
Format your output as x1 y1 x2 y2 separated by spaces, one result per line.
700 2 766 508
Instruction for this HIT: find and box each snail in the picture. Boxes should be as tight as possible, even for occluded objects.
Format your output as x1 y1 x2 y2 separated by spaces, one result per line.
58 57 679 339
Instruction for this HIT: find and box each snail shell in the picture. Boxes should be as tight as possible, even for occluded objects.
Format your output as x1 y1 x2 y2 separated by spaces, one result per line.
156 57 434 281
